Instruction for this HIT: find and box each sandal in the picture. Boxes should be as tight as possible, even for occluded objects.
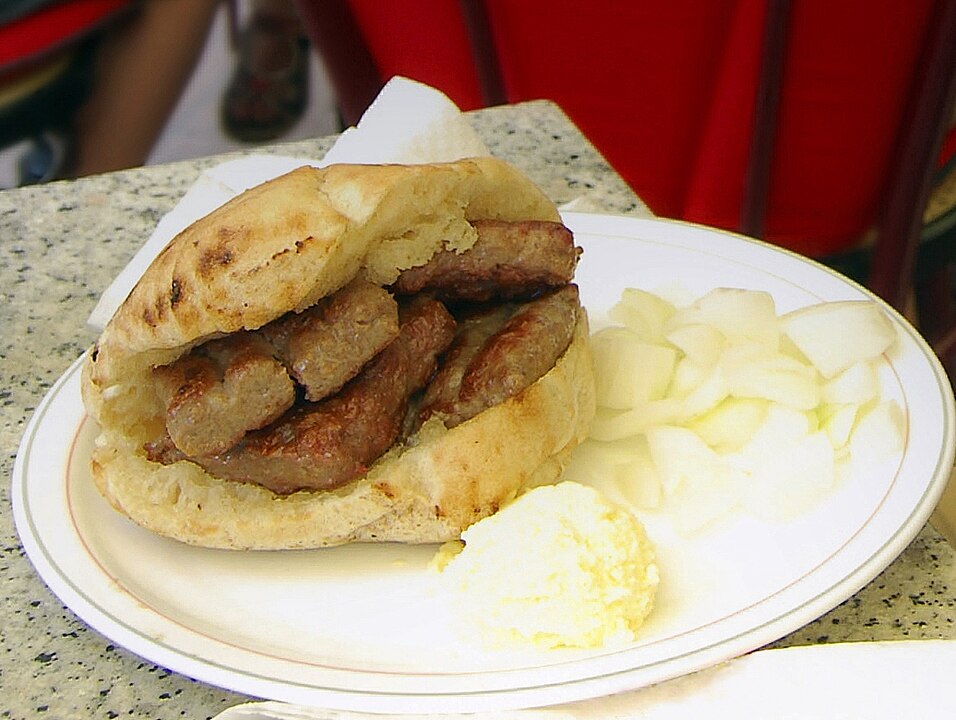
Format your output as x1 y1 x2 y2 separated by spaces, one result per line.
221 11 309 143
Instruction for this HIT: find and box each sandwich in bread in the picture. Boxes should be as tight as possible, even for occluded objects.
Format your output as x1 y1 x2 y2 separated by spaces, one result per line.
81 157 595 549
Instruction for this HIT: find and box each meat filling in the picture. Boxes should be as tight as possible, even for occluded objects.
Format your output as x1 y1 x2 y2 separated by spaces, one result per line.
416 303 516 422
392 219 580 302
152 280 398 458
153 333 295 457
420 284 580 428
263 279 399 401
191 297 456 494
145 219 582 494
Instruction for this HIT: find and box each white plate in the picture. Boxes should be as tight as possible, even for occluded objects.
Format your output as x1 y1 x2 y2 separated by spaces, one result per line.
215 640 956 719
13 213 956 714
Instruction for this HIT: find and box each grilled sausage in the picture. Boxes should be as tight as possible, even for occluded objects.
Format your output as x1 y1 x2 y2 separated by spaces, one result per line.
153 333 295 457
392 220 580 302
421 285 580 428
192 297 456 494
263 279 399 401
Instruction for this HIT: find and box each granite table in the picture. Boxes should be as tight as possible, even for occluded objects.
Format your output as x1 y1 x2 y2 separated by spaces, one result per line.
2 100 954 720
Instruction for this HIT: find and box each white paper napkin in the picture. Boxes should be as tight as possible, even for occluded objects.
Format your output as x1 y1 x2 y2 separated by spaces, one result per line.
87 76 490 331
213 640 956 719
320 75 488 166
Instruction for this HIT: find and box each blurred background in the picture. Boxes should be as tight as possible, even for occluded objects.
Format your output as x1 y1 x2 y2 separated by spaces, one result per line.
146 1 337 167
0 0 339 189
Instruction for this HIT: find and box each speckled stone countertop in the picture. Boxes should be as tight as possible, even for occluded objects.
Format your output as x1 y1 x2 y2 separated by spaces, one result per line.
1 100 954 719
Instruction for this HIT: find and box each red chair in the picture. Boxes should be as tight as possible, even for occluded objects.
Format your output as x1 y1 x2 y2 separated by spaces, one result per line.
296 0 956 373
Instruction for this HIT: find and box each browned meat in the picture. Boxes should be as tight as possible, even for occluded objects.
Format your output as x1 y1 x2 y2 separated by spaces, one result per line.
143 433 185 465
263 279 399 401
392 220 580 302
144 221 581 492
417 303 516 421
193 297 456 494
421 284 580 428
153 333 295 457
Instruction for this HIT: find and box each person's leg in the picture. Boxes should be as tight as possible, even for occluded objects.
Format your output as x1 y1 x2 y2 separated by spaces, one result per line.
221 0 309 143
68 0 219 177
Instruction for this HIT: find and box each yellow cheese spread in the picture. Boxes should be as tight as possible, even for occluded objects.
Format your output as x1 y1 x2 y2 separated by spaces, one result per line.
433 481 658 649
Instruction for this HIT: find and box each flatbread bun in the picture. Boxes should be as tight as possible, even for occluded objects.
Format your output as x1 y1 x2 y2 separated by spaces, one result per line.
82 157 595 549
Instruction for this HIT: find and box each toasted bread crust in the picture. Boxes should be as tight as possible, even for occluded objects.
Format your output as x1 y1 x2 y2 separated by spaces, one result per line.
82 158 593 549
89 158 560 385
